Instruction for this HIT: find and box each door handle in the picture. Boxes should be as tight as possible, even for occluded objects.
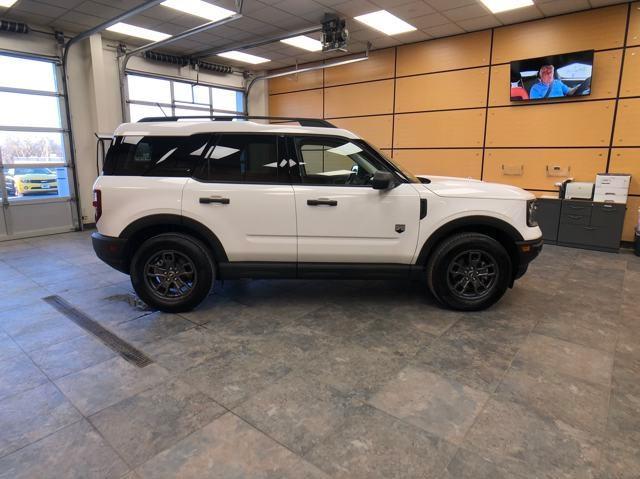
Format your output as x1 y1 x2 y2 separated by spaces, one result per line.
307 199 337 206
200 197 230 204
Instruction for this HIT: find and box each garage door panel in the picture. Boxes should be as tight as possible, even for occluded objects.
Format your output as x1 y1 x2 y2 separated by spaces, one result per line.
613 98 640 146
269 89 323 118
392 149 482 179
325 80 394 118
397 31 491 77
396 68 489 112
486 100 615 148
492 5 627 64
489 50 622 106
609 148 640 194
394 110 486 148
324 48 395 87
483 149 608 190
330 116 393 150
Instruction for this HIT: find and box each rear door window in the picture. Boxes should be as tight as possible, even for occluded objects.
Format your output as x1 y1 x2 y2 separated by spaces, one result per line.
194 134 288 183
103 134 211 176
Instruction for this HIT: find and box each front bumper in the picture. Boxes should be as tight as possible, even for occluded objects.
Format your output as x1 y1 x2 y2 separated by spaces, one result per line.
514 237 543 279
91 232 129 274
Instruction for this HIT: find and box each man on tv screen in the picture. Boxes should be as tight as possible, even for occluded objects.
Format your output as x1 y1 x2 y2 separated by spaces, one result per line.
529 64 579 99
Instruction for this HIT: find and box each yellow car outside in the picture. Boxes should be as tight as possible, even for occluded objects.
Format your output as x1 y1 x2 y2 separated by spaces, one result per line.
12 168 58 196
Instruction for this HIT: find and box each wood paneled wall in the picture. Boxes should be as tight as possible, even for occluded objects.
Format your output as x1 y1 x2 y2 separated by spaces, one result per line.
268 2 640 241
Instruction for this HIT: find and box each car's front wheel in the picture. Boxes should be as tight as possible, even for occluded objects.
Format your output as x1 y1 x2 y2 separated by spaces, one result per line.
426 233 511 311
130 233 214 313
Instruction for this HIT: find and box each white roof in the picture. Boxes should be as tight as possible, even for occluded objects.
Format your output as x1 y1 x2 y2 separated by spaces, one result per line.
113 120 360 139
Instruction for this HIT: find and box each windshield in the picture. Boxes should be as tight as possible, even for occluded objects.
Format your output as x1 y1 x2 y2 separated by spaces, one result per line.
359 141 419 183
10 168 54 175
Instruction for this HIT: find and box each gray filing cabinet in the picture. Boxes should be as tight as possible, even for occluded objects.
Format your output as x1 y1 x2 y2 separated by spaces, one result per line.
536 198 562 244
557 200 626 253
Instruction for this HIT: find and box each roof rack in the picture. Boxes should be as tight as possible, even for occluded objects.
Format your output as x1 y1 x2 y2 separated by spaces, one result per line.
137 115 336 128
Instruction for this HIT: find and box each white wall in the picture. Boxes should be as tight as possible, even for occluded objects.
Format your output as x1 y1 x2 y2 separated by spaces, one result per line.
0 28 248 225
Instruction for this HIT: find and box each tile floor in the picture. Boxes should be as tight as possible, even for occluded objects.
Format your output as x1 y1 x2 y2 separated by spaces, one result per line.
0 230 639 478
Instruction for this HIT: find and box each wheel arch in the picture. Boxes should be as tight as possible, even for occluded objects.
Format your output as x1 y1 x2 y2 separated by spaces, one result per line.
416 216 524 281
119 214 228 271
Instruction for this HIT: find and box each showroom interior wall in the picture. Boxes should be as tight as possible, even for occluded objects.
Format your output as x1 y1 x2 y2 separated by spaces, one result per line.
0 27 250 227
268 2 640 242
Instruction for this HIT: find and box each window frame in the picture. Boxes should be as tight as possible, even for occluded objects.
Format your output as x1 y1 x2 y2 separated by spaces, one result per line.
125 72 245 122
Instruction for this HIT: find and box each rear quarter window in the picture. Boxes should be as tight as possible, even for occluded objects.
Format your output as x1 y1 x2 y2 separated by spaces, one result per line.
103 134 211 176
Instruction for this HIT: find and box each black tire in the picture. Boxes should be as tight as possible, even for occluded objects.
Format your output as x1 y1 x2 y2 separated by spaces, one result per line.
130 233 214 313
426 233 511 311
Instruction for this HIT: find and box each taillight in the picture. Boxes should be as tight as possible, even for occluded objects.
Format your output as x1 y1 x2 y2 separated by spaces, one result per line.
93 189 102 222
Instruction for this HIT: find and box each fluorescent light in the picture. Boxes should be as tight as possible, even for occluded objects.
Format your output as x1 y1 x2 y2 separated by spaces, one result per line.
0 0 18 7
479 0 533 13
354 10 416 36
161 0 235 21
106 23 170 42
217 51 270 64
281 35 322 52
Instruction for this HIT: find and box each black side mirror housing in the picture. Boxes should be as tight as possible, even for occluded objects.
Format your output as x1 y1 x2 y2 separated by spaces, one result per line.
371 170 395 190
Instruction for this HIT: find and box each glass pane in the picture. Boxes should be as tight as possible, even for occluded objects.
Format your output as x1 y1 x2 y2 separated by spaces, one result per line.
173 82 193 103
4 166 71 199
211 87 240 112
0 55 57 92
0 131 66 165
0 92 61 128
127 75 171 103
129 103 168 122
193 85 210 105
173 107 210 118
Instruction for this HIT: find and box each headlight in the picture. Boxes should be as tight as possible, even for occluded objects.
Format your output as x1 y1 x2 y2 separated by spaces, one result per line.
526 199 538 227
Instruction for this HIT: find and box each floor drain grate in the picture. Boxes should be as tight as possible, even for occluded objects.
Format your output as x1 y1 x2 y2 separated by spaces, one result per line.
43 295 153 368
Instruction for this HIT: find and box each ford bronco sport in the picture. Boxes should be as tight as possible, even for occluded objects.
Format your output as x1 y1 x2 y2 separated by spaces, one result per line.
92 116 542 313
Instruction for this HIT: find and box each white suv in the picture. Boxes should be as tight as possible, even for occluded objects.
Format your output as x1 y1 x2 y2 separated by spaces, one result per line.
92 116 542 313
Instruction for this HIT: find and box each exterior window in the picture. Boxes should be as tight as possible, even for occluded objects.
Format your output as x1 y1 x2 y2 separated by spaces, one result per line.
293 137 392 186
126 74 244 122
197 134 285 183
103 135 211 177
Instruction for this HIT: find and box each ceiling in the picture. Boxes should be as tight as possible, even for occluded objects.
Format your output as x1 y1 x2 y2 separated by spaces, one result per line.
0 0 629 69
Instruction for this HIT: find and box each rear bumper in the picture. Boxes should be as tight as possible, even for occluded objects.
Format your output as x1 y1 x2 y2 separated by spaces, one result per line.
514 237 543 279
91 232 129 274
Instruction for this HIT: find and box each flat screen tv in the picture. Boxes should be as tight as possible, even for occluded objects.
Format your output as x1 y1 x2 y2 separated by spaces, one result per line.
509 50 594 101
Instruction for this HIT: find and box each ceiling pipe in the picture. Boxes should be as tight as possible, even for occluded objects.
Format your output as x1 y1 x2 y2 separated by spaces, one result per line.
192 24 324 60
244 48 369 114
60 0 166 231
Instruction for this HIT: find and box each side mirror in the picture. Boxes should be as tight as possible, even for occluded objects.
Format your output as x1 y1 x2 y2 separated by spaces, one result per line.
371 170 395 190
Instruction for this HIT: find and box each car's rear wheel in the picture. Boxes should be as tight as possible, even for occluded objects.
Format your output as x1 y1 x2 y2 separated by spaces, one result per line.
130 233 214 313
426 233 511 311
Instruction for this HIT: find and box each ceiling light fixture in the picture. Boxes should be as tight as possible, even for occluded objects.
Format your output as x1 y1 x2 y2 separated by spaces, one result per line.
161 0 236 22
217 50 270 64
106 22 170 42
353 10 416 36
280 35 323 52
479 0 533 13
0 0 18 7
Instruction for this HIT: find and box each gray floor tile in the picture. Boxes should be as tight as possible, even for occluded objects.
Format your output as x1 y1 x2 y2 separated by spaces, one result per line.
7 316 87 352
180 348 291 408
234 371 360 455
304 404 457 479
136 413 328 479
90 379 225 467
0 333 21 362
0 419 128 479
495 358 609 435
597 438 640 479
55 357 171 416
111 311 196 346
28 334 117 380
179 294 263 326
0 382 81 458
368 365 489 444
442 447 527 479
463 399 601 479
516 333 613 387
0 353 49 401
